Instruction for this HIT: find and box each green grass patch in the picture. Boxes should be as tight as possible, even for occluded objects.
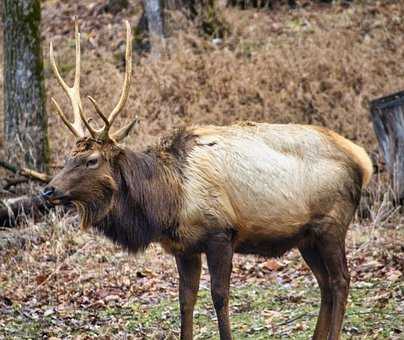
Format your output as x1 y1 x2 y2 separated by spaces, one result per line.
1 280 402 339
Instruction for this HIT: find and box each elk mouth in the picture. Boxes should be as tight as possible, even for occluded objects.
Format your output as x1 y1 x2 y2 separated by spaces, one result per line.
41 186 73 206
48 195 73 206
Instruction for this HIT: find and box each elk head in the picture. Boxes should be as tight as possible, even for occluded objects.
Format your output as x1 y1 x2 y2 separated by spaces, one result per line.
42 19 138 229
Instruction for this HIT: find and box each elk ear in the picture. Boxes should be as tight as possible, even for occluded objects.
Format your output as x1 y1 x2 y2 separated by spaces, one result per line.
111 116 140 143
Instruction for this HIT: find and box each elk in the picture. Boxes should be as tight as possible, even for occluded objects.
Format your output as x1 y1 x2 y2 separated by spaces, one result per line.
42 19 373 340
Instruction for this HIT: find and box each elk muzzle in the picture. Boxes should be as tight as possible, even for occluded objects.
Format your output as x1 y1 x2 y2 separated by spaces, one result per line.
41 185 72 205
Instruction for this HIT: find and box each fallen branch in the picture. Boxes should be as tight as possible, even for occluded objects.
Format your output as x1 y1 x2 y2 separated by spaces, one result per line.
3 177 29 190
0 161 55 228
276 312 316 327
0 159 51 183
0 195 54 228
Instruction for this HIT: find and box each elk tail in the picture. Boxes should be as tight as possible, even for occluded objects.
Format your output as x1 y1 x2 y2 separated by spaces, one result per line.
327 130 374 188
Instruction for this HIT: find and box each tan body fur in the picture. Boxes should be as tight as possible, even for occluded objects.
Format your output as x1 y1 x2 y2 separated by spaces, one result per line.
161 122 372 255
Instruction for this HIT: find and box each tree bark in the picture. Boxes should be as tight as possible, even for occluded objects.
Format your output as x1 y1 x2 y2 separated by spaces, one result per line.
370 91 404 204
143 0 165 57
3 0 49 172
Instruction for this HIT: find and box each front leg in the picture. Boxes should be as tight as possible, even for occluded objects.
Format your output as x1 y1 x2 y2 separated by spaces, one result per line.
175 253 202 340
206 232 234 340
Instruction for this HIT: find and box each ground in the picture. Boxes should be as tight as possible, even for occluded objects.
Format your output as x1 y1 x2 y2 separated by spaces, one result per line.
0 0 404 339
0 217 402 339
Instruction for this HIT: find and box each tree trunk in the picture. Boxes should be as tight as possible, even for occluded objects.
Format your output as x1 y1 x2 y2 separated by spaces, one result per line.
3 0 49 172
370 91 404 204
137 0 227 55
143 0 165 57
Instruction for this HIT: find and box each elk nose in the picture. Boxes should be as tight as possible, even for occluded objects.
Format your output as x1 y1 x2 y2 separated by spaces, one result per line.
41 186 55 199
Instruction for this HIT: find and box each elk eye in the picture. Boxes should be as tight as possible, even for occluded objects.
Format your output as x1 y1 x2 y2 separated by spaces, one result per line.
86 158 98 168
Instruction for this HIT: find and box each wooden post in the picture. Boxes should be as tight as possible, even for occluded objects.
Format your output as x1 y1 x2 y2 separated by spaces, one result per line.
370 91 404 204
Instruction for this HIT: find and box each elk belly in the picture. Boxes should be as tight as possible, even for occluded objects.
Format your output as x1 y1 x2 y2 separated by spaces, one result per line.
181 126 344 252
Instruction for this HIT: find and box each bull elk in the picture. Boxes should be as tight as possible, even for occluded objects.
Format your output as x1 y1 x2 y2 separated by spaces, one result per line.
42 19 373 340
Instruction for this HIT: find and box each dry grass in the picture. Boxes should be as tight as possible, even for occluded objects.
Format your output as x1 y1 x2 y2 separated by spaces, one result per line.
0 201 402 338
1 1 404 160
1 1 404 338
42 1 404 157
2 1 402 157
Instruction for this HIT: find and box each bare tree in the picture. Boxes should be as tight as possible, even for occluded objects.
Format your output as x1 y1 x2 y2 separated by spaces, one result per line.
136 0 227 55
3 0 49 172
142 0 166 56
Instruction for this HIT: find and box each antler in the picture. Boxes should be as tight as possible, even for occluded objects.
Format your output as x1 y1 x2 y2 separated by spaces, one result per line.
87 20 138 143
50 18 85 138
50 19 139 143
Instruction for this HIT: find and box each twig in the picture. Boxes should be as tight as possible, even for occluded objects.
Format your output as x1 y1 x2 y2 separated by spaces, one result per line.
0 159 51 183
0 159 17 173
277 312 316 326
20 168 51 183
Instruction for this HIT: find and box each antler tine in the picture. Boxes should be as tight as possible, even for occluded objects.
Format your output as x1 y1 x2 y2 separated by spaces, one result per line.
49 42 69 94
112 116 140 143
73 18 81 90
51 98 81 137
78 105 97 139
49 17 85 138
87 96 110 128
69 17 85 136
107 20 133 127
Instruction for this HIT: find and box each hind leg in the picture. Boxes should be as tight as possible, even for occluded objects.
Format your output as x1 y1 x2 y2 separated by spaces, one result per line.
300 245 332 340
317 234 350 340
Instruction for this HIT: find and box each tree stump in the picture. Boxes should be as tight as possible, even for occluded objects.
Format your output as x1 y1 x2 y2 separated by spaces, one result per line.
370 91 404 204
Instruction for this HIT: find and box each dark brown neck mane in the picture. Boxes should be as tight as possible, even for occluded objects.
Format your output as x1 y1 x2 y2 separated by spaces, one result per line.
94 147 183 253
